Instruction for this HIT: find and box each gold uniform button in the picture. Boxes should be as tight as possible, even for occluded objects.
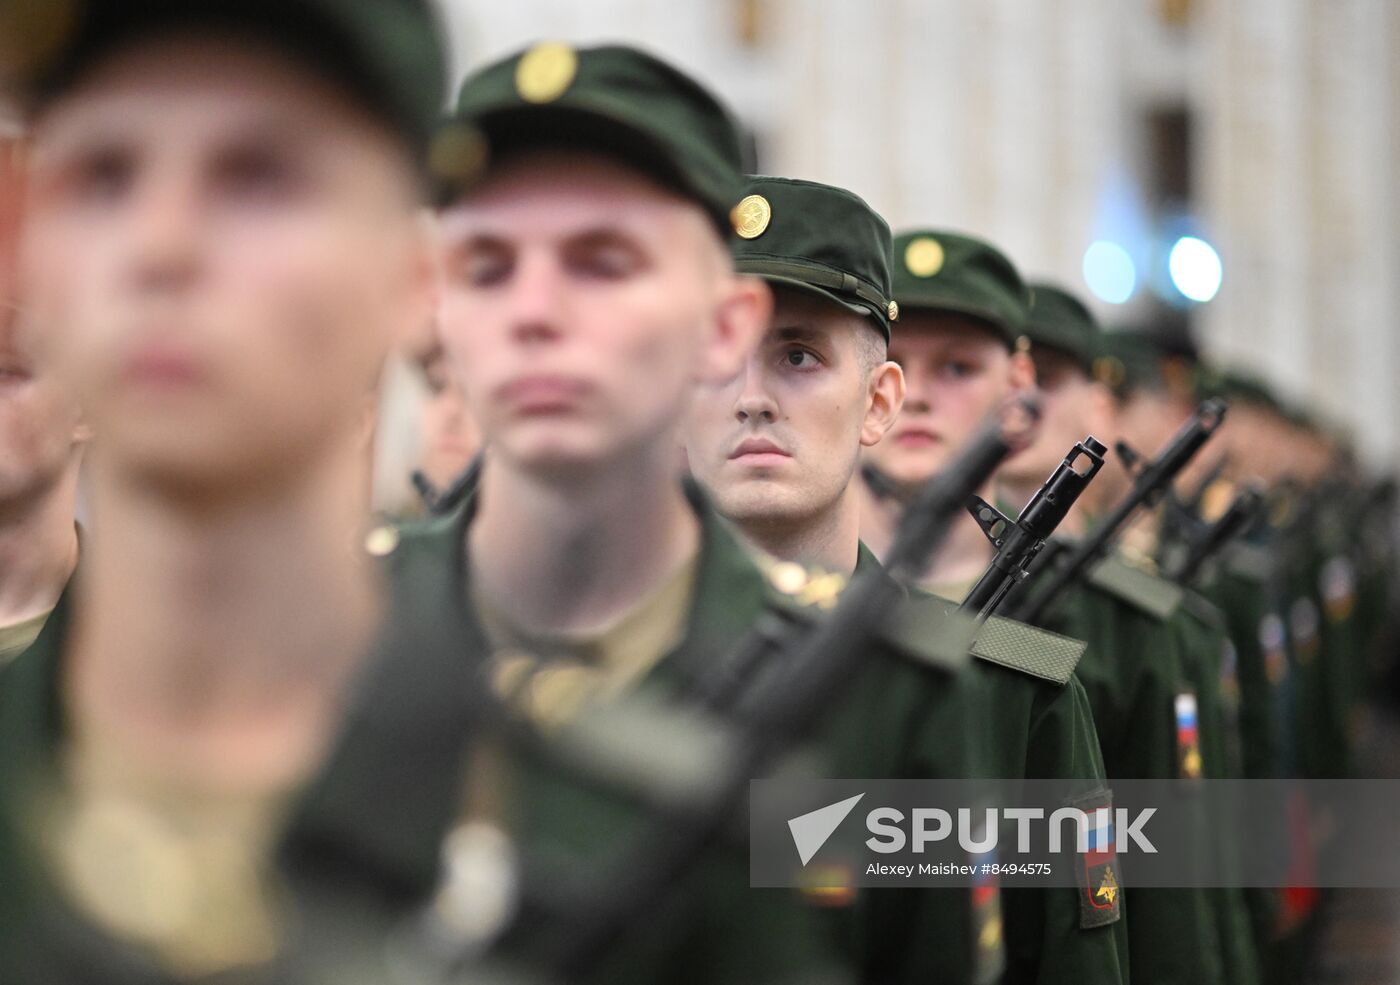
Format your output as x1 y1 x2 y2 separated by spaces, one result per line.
515 42 578 104
904 236 945 278
768 560 809 596
364 526 401 557
887 300 900 322
731 194 772 239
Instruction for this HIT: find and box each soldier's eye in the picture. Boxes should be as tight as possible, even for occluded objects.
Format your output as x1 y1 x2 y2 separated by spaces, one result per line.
783 348 819 369
569 243 642 280
456 251 511 287
68 148 136 204
214 147 306 202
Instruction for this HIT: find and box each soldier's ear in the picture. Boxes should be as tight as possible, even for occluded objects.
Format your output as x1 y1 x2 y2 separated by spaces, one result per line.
390 209 441 353
861 359 905 448
698 273 771 386
1007 347 1036 393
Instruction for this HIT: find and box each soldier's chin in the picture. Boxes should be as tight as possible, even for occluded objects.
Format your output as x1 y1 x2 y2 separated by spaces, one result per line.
709 481 800 526
92 422 312 504
493 423 622 482
880 448 953 489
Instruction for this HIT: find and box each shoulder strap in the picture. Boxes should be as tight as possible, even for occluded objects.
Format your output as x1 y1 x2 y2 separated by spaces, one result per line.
1087 555 1184 621
972 615 1086 685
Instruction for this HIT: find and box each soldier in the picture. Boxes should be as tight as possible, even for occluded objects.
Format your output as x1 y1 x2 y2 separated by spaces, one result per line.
0 1 446 979
682 174 995 982
283 43 870 985
0 120 84 665
408 339 482 513
859 230 1128 984
999 282 1257 985
1091 330 1264 985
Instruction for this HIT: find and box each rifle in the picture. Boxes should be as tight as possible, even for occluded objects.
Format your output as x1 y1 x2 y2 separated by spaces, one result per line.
1161 483 1266 586
1007 397 1228 624
959 437 1108 620
482 400 1036 982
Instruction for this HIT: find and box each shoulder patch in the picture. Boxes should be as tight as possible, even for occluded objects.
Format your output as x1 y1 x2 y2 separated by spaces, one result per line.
971 615 1086 685
1177 588 1226 631
877 591 976 673
1088 555 1183 621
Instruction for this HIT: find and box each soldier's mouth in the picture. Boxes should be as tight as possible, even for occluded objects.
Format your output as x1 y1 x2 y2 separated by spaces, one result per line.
893 428 940 448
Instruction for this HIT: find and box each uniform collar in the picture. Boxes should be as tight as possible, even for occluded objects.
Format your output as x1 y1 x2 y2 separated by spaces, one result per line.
0 565 78 784
282 473 772 902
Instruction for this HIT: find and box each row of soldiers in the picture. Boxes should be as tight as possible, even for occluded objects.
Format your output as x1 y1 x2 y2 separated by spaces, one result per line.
0 2 1394 984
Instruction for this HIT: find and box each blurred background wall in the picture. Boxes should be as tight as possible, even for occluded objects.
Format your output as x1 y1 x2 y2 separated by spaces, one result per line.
434 0 1400 468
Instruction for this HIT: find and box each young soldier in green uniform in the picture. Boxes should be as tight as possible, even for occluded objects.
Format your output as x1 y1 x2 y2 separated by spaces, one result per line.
682 174 997 983
1206 370 1342 982
285 44 871 985
998 283 1254 985
0 2 445 980
1091 331 1263 985
859 231 1128 985
0 123 84 665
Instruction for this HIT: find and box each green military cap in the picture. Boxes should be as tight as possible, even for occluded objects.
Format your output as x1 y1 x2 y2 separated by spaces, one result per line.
1093 329 1166 398
0 0 448 156
1214 368 1281 413
1025 282 1101 374
728 175 896 341
1216 368 1322 431
1098 325 1208 403
890 230 1029 347
434 43 745 231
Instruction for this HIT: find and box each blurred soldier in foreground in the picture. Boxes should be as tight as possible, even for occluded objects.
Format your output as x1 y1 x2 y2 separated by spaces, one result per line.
285 42 871 985
859 230 1128 984
0 1 444 979
0 118 84 665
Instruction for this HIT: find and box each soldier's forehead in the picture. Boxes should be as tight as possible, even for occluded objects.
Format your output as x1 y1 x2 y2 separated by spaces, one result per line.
891 315 1008 349
438 157 707 236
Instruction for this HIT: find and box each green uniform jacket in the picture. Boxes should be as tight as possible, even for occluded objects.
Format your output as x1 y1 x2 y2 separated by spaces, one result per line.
1036 560 1231 985
284 486 860 984
952 608 1128 985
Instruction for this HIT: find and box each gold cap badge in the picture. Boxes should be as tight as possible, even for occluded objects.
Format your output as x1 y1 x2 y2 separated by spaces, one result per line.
515 42 578 104
1093 356 1125 389
904 236 945 278
732 194 772 239
428 122 490 189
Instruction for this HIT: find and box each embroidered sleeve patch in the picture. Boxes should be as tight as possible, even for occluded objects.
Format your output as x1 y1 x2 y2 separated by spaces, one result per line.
1071 790 1122 928
970 829 1006 983
1175 692 1203 780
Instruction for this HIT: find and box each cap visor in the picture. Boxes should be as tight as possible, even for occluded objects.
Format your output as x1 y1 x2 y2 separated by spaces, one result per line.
439 102 725 227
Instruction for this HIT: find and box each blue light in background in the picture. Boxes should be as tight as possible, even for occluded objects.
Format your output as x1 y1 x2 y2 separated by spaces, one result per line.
1082 241 1137 304
1167 236 1223 302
